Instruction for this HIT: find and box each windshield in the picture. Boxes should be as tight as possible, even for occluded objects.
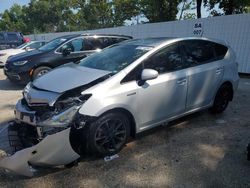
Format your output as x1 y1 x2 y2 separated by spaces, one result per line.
39 37 67 51
79 45 152 73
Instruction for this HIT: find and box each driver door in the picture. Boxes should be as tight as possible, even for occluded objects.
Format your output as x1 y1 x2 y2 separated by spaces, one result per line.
135 43 188 130
55 38 88 65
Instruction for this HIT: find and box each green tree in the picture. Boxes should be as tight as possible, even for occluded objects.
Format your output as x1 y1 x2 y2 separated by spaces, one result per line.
138 0 181 23
204 0 250 15
0 4 27 33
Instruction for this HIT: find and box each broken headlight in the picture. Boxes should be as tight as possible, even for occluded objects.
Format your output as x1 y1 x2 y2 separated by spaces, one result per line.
38 94 92 127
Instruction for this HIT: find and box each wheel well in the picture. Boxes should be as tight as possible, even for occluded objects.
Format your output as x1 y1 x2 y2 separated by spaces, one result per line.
31 64 52 78
221 81 233 101
101 108 136 138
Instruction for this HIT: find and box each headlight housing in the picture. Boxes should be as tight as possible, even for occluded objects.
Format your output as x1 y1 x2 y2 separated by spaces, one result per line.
38 94 92 127
13 60 28 66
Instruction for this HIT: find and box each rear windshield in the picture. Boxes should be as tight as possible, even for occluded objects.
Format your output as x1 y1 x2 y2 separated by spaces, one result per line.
79 45 152 73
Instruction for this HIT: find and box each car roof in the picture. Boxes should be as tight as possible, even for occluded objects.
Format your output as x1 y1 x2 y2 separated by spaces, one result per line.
53 34 132 41
120 37 227 47
120 37 175 47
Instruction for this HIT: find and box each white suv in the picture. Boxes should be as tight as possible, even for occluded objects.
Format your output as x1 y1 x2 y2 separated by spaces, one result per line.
14 37 239 156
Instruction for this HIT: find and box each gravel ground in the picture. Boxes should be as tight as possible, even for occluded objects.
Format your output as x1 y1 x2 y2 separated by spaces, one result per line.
0 69 249 188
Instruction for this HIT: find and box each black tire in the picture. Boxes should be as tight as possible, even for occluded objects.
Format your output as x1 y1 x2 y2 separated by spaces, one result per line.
210 84 232 114
87 112 130 156
32 66 51 80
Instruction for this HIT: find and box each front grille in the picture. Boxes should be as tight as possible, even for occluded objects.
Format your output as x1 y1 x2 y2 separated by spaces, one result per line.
21 98 53 115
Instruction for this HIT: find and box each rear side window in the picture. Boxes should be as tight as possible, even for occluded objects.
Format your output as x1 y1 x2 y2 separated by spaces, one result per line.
84 38 103 50
84 37 129 50
214 43 228 59
7 33 18 41
182 40 216 66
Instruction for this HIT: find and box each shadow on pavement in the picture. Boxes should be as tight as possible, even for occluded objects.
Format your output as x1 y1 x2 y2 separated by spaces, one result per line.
0 77 24 91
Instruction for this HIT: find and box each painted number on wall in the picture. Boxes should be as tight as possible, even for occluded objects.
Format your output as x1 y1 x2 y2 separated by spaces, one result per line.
193 22 203 36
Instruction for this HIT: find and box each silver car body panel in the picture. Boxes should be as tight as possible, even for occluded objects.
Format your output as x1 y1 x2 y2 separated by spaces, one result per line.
78 37 239 133
32 63 111 93
14 99 81 127
0 128 80 177
23 83 60 106
1 37 240 177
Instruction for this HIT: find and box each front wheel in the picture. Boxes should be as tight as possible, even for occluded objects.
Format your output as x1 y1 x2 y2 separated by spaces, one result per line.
210 84 232 114
32 66 51 80
87 112 130 156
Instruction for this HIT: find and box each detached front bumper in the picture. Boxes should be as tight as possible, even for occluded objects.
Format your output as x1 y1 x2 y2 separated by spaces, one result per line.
0 128 80 177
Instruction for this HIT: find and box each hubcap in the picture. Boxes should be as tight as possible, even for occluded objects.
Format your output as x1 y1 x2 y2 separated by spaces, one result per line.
95 119 126 153
37 69 49 78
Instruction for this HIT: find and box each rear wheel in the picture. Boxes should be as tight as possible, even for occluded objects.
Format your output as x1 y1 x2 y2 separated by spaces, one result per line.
210 84 232 114
87 112 130 156
32 66 51 80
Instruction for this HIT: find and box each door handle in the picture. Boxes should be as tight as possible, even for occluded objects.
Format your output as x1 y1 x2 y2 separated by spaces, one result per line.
177 79 187 85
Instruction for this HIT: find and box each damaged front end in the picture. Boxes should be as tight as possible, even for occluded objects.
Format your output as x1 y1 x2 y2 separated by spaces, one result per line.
0 66 111 177
14 82 92 142
0 85 93 176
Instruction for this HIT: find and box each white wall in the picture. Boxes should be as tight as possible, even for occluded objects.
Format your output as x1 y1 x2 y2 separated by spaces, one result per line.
26 14 250 73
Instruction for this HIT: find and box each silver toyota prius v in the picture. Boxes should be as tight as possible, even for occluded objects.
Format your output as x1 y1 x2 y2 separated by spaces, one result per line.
0 37 239 176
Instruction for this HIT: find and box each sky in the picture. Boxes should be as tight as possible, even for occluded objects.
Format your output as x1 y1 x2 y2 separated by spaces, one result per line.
0 0 30 13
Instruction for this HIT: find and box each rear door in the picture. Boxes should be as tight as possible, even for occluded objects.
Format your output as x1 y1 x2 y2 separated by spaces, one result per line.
182 40 225 110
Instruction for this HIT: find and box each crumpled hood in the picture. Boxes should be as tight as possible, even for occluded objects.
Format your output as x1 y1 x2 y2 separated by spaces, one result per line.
33 64 111 93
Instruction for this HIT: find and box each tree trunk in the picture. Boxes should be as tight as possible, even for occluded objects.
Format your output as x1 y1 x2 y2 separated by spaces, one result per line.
197 0 202 18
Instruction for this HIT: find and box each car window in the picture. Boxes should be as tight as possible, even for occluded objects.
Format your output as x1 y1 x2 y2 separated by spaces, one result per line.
79 44 151 73
28 42 44 49
121 64 143 83
40 37 67 51
143 43 183 74
84 38 103 50
182 40 216 66
7 33 18 41
214 43 228 60
102 37 128 48
121 43 184 83
58 38 84 52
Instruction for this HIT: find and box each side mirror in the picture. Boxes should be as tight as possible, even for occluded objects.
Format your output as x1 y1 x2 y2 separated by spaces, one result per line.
62 48 72 56
141 69 159 81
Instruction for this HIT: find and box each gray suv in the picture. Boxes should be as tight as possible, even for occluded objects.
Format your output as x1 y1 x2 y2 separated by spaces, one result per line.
11 37 239 168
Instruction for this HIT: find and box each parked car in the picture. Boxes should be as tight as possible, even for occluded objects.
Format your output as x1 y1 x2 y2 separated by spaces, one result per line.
4 34 132 83
13 37 239 157
0 41 46 67
0 31 25 50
